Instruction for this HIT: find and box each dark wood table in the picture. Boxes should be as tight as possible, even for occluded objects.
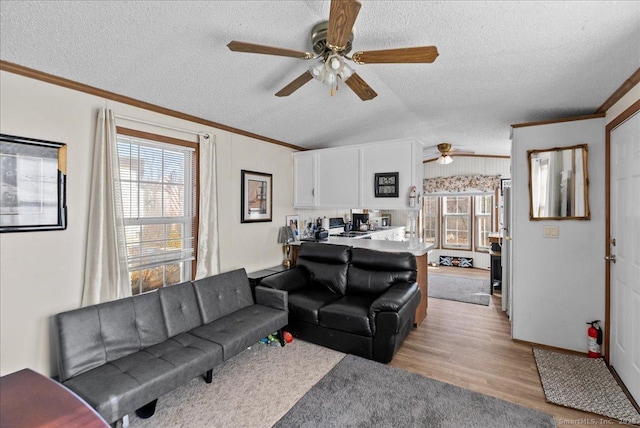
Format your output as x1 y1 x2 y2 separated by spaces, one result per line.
0 368 109 428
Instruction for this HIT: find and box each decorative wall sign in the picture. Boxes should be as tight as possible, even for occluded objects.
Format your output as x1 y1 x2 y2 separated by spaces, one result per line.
374 172 399 197
241 170 272 223
0 134 67 232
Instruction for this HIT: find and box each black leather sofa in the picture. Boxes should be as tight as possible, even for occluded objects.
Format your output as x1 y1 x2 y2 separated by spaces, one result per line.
54 268 288 426
260 243 420 363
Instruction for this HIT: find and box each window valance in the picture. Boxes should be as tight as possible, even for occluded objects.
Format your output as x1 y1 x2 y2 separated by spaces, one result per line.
423 174 501 193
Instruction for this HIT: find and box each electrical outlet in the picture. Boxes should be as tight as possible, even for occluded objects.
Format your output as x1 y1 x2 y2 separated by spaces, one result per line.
543 225 559 238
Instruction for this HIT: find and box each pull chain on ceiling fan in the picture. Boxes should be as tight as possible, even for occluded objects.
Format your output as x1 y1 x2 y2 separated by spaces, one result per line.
226 0 439 101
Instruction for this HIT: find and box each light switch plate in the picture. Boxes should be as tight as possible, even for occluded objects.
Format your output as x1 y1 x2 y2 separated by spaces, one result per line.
543 225 559 238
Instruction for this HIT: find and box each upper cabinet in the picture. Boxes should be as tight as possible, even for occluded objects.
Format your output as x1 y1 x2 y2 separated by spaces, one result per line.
293 139 423 209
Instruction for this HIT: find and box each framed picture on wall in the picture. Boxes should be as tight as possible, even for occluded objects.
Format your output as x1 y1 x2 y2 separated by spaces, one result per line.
0 134 67 232
241 170 272 223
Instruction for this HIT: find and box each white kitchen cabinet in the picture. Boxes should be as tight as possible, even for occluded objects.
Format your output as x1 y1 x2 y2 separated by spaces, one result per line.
293 152 316 208
293 138 423 209
316 147 360 207
360 140 423 209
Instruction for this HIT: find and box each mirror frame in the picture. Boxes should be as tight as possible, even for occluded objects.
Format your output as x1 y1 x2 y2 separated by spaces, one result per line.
527 143 590 221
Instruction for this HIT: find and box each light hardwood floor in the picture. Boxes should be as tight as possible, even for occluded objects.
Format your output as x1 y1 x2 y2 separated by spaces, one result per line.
390 266 621 428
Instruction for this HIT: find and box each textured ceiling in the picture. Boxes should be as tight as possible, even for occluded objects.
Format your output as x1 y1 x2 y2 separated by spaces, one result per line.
1 1 639 157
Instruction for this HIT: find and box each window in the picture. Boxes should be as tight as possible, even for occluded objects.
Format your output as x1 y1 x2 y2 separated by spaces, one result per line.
422 195 438 246
475 194 492 251
442 196 471 249
422 193 494 253
117 131 198 295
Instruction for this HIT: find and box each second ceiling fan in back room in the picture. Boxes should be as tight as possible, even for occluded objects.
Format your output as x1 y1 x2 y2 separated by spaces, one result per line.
227 0 439 101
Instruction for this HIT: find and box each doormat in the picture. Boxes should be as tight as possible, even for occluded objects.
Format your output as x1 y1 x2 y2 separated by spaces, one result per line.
439 255 473 268
533 348 640 425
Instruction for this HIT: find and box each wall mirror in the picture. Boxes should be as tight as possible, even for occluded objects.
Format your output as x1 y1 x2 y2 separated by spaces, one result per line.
528 144 590 220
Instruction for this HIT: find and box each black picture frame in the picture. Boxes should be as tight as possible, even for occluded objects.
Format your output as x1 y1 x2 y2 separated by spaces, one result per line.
500 178 511 196
374 172 399 198
0 134 67 233
241 170 272 223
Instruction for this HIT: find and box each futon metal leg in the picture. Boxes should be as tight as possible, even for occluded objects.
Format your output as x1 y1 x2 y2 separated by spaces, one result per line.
135 399 157 419
277 328 286 347
204 368 213 383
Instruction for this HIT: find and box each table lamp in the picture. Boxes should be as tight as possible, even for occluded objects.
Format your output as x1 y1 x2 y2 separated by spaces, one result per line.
277 226 295 268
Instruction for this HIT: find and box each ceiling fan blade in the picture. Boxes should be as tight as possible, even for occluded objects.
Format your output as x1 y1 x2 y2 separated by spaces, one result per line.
327 0 361 51
344 73 377 101
227 41 314 59
352 46 439 64
275 71 314 97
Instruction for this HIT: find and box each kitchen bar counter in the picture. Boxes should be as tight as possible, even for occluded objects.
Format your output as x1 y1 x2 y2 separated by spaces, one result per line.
290 237 433 326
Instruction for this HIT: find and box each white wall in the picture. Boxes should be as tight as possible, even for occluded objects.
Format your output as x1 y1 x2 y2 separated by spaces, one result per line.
0 71 295 377
423 156 511 268
511 117 605 352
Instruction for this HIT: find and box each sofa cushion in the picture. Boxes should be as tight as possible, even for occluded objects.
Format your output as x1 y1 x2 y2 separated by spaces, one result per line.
287 288 342 325
192 268 254 323
190 305 288 360
63 332 220 424
319 295 376 337
158 281 202 337
297 243 350 294
347 248 417 297
132 291 168 348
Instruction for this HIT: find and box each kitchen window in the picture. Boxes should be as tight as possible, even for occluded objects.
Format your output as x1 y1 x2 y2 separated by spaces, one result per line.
475 194 492 251
117 130 198 295
442 195 471 250
422 195 439 247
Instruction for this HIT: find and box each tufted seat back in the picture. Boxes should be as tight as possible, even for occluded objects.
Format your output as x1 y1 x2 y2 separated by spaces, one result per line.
297 243 351 295
347 248 417 297
158 281 202 337
55 291 168 382
192 268 254 323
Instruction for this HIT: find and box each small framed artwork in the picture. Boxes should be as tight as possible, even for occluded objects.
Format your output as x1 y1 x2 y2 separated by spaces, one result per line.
500 178 511 196
374 172 399 197
241 170 272 223
285 215 299 240
0 134 67 232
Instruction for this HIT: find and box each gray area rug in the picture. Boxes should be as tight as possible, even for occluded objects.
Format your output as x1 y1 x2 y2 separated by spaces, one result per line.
428 273 491 306
534 348 640 425
129 339 345 428
274 354 556 428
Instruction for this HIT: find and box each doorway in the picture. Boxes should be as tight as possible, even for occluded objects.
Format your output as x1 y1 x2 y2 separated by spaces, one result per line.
605 100 640 405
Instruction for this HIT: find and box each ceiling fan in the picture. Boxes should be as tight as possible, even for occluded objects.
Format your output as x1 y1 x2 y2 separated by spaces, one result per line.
426 143 476 164
227 0 439 101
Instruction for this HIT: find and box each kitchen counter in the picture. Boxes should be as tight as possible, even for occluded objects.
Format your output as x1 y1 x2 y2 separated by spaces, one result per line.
293 235 432 256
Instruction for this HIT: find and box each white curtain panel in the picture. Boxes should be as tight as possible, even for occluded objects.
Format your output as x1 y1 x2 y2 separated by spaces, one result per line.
195 133 220 279
81 109 130 305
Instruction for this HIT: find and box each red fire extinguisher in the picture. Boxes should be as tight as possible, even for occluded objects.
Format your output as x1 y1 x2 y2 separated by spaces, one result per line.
587 320 603 358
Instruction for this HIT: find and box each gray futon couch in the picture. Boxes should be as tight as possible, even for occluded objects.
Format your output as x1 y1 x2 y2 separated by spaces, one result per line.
54 268 288 426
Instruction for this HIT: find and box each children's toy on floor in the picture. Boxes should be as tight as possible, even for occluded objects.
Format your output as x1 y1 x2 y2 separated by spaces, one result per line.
260 333 280 346
283 331 293 343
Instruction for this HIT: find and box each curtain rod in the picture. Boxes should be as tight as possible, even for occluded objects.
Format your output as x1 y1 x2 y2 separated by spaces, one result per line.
114 114 209 138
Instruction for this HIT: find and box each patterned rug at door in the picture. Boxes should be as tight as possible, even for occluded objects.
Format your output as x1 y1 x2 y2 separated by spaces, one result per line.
533 348 640 425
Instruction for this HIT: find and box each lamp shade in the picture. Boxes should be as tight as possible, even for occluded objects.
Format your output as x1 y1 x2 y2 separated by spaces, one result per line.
278 226 295 243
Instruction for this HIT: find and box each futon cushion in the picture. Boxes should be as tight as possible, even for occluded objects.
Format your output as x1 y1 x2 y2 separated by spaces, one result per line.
319 295 376 337
192 268 254 323
287 288 342 325
158 281 202 337
190 305 288 360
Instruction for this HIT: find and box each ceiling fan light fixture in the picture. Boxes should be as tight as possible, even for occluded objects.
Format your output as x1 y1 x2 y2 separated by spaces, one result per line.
436 154 453 165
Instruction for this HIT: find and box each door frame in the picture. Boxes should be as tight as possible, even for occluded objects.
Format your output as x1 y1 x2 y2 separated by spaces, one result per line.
604 98 640 364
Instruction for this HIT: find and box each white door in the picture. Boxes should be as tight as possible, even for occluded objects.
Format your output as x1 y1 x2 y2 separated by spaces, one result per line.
610 110 640 404
501 187 512 318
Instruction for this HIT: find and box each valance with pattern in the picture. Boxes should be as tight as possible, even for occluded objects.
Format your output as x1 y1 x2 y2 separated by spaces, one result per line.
423 175 501 193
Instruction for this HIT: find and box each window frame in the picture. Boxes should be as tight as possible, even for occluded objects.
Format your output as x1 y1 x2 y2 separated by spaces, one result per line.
116 127 199 295
474 194 493 252
441 195 472 250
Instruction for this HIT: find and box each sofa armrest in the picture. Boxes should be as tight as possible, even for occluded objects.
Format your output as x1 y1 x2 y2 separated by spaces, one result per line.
255 286 288 311
369 282 420 335
259 268 308 293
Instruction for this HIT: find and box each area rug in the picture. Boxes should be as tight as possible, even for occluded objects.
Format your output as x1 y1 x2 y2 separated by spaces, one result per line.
428 273 491 306
129 339 345 428
533 348 640 425
274 354 556 428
